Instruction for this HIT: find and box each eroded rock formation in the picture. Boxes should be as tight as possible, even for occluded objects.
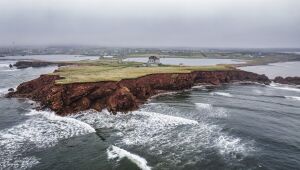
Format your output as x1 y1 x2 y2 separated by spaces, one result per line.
14 61 74 69
7 70 270 115
273 76 300 85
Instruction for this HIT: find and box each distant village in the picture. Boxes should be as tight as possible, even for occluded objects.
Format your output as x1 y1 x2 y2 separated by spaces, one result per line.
1 46 300 62
1 46 294 57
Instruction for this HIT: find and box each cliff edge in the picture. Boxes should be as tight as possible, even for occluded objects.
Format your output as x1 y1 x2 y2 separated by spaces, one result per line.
7 70 270 115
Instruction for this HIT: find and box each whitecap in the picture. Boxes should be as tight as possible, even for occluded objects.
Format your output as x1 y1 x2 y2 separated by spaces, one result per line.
0 63 9 67
37 111 96 133
192 85 210 90
149 91 178 99
269 82 300 92
285 96 300 101
195 103 212 109
107 145 151 170
76 108 251 167
215 135 254 156
195 103 227 118
210 92 233 97
132 111 199 126
0 109 95 169
0 88 9 95
0 156 40 170
0 69 18 72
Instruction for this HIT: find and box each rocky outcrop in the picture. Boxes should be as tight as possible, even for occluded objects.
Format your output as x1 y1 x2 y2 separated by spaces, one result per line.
14 60 74 69
8 88 14 92
273 76 300 85
7 70 270 115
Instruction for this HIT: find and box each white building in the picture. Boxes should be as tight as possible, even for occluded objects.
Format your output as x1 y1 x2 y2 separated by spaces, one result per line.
147 56 160 65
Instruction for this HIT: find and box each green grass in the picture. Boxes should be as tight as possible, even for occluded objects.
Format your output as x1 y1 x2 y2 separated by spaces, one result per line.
51 59 233 84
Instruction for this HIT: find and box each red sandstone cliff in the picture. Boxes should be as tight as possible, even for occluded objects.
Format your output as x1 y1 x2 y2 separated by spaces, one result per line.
7 70 270 115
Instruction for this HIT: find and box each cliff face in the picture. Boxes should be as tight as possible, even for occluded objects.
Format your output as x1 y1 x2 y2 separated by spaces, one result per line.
7 70 270 115
273 76 300 85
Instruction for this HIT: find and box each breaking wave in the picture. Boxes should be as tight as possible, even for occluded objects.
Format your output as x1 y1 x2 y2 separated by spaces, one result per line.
0 88 9 96
285 96 300 101
149 91 178 99
0 69 18 72
0 110 95 169
77 107 253 168
269 83 300 92
215 135 254 156
0 63 17 72
195 103 212 109
192 85 211 90
107 145 151 170
211 92 233 97
0 63 9 67
195 103 227 118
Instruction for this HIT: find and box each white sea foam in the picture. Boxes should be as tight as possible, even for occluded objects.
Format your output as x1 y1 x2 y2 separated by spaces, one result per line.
149 91 178 99
0 156 40 170
77 107 252 167
195 103 227 118
132 111 199 126
252 89 263 94
285 96 300 101
0 87 17 96
0 69 18 72
195 103 212 109
210 92 233 97
269 82 300 92
107 145 151 170
0 88 9 95
192 85 210 90
215 135 253 156
34 110 96 133
0 61 16 68
0 109 95 169
0 63 10 68
192 85 204 89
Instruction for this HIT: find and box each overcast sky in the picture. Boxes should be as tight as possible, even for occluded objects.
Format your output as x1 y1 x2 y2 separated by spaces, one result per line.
0 0 299 48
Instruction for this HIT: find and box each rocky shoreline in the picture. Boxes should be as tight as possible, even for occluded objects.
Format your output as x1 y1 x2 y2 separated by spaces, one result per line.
273 76 300 85
13 60 75 69
7 70 270 115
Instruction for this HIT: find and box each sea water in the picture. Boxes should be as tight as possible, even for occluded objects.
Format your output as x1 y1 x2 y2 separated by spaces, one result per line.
0 58 299 170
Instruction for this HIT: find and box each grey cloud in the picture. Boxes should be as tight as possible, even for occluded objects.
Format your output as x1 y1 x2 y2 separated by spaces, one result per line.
0 0 299 48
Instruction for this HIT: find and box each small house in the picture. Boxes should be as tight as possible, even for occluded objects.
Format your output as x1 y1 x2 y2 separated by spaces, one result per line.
147 56 160 65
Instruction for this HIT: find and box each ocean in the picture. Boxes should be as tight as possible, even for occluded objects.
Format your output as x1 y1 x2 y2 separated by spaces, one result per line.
0 57 299 170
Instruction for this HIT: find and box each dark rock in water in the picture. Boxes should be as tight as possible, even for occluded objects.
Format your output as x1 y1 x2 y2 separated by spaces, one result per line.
273 76 300 85
9 64 13 68
13 61 73 69
14 61 53 69
7 70 271 116
8 88 14 92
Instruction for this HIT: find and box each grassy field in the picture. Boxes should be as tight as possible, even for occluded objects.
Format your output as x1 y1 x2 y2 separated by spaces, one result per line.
51 59 233 84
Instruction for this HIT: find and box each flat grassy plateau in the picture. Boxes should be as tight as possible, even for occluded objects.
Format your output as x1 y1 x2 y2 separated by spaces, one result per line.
51 59 233 84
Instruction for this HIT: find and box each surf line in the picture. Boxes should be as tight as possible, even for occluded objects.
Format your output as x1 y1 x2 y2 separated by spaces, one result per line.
107 145 152 170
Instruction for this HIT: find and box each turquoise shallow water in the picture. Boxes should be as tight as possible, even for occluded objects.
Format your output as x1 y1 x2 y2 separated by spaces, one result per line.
0 58 300 170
